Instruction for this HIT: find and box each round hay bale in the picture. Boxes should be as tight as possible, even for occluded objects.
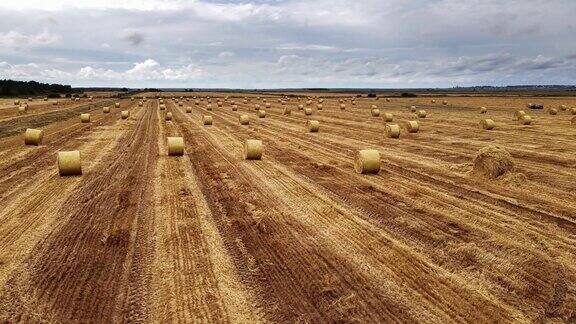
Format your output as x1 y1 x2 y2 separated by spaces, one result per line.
199 114 212 125
254 104 260 111
244 139 262 160
443 100 448 105
340 104 346 110
243 99 248 104
304 108 313 115
121 111 130 119
160 104 166 110
265 103 271 109
139 101 143 107
383 113 393 122
217 102 223 107
115 102 120 108
319 99 324 104
480 107 487 114
406 121 419 133
352 101 356 106
232 105 238 111
514 110 526 120
103 106 110 113
519 115 532 125
74 98 80 102
178 102 183 107
195 100 200 105
58 151 82 176
385 124 400 138
28 97 33 101
298 104 304 110
24 128 43 146
167 137 184 156
80 113 90 123
186 106 192 113
317 104 323 110
239 114 250 125
417 110 427 118
18 105 27 113
307 120 320 132
354 149 380 174
560 104 567 111
371 109 380 117
472 146 514 179
549 108 558 115
570 108 576 115
385 98 391 102
44 97 48 101
431 99 436 103
14 100 20 105
52 100 58 106
165 112 173 121
306 100 312 106
257 110 266 118
283 107 291 115
480 119 495 130
410 106 417 112
207 104 213 111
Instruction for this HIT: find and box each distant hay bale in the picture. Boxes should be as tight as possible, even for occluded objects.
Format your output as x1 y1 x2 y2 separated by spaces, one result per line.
417 110 427 118
257 110 266 118
514 110 525 120
519 115 532 125
217 102 223 107
203 115 213 125
472 145 514 179
265 103 271 108
178 102 183 107
165 112 173 121
244 139 262 160
354 149 380 174
352 101 356 105
317 104 323 110
243 99 248 104
406 121 419 133
307 120 320 132
570 108 576 115
480 119 495 130
431 99 436 103
283 107 291 115
195 100 200 105
254 104 260 111
385 124 400 138
121 111 130 119
304 108 313 115
14 99 20 105
28 97 32 101
480 107 487 114
167 137 184 156
410 106 417 112
80 113 91 123
443 100 448 105
18 105 27 113
58 151 82 176
371 109 380 117
103 106 110 113
24 128 43 146
306 100 312 106
207 104 213 111
232 105 238 111
43 97 48 101
160 104 166 110
319 99 324 103
75 98 80 102
139 101 143 107
115 103 120 108
385 98 391 102
560 104 567 111
340 104 346 110
52 100 58 106
239 114 250 125
548 108 558 115
298 104 304 110
383 113 393 122
186 106 192 113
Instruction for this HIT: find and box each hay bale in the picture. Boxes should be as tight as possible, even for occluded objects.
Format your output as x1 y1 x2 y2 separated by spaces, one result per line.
103 106 110 113
406 121 419 133
257 110 266 118
178 102 183 107
239 114 249 125
254 104 260 111
417 110 427 118
121 111 130 119
410 106 417 112
549 108 558 115
52 100 58 106
186 106 192 113
195 100 200 105
519 115 532 125
80 113 91 123
18 105 27 113
232 105 238 111
304 108 313 116
431 99 436 103
443 100 448 105
203 115 213 125
24 128 43 146
306 100 312 106
570 108 576 115
560 104 567 111
58 151 82 176
352 101 356 106
472 146 514 179
480 107 487 114
115 103 120 108
44 97 48 101
167 137 184 156
14 99 20 105
340 104 346 110
283 107 291 115
480 119 495 130
383 113 393 122
317 104 323 110
354 149 380 174
265 103 271 109
307 120 320 132
514 110 526 120
160 104 166 110
298 104 304 110
207 104 213 111
139 101 143 107
319 99 324 103
165 112 173 121
385 124 400 138
371 108 380 117
385 98 391 102
217 102 223 107
244 139 262 160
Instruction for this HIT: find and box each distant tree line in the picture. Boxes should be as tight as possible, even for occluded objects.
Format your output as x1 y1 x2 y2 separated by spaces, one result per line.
0 79 78 97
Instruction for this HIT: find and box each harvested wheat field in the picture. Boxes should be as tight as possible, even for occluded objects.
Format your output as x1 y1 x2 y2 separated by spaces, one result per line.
0 93 575 323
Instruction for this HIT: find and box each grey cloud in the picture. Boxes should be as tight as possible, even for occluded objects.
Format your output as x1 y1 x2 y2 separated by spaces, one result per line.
122 30 145 46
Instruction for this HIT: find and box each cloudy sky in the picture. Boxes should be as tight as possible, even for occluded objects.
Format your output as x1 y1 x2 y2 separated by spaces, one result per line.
0 0 575 88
